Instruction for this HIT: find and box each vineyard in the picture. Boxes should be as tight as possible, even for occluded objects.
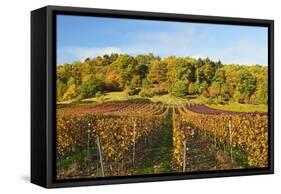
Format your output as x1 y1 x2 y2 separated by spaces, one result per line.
56 102 268 180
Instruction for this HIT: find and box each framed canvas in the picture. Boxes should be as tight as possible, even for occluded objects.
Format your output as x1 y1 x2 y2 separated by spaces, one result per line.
31 5 274 188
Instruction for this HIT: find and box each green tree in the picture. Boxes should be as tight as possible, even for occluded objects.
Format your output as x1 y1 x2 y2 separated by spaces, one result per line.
171 80 187 97
238 71 256 96
208 69 226 97
79 76 103 99
174 59 196 82
254 78 268 104
202 58 216 84
147 61 168 95
127 75 142 95
139 79 153 97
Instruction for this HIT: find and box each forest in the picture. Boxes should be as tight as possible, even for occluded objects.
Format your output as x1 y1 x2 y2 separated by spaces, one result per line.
56 53 268 105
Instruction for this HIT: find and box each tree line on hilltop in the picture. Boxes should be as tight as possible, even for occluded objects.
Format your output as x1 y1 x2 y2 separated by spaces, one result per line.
57 53 268 105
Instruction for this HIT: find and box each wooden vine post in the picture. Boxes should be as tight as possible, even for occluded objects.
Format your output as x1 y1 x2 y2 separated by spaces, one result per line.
96 144 99 174
96 136 105 177
183 138 187 172
204 120 207 139
87 123 91 160
228 119 233 162
86 124 91 175
132 122 136 167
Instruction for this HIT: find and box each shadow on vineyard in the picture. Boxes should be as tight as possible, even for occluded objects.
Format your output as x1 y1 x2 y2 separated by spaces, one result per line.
183 130 240 172
199 131 249 168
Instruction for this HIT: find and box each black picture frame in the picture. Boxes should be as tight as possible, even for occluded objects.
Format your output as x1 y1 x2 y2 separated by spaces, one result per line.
31 5 274 188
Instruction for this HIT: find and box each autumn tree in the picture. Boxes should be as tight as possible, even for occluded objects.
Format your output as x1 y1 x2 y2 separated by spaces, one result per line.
62 84 78 101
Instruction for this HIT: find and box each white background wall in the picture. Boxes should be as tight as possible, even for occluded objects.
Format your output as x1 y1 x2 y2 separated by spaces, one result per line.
0 0 279 193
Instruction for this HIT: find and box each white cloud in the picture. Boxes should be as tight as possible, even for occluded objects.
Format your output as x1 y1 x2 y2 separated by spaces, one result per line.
125 30 268 65
207 39 268 65
57 46 122 64
124 24 267 66
133 25 208 48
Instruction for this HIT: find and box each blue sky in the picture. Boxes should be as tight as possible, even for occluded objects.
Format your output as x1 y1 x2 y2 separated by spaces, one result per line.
57 15 268 66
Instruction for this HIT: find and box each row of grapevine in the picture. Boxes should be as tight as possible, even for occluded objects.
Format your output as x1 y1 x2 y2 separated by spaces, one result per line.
57 102 131 116
172 107 197 172
175 104 268 168
56 103 169 179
